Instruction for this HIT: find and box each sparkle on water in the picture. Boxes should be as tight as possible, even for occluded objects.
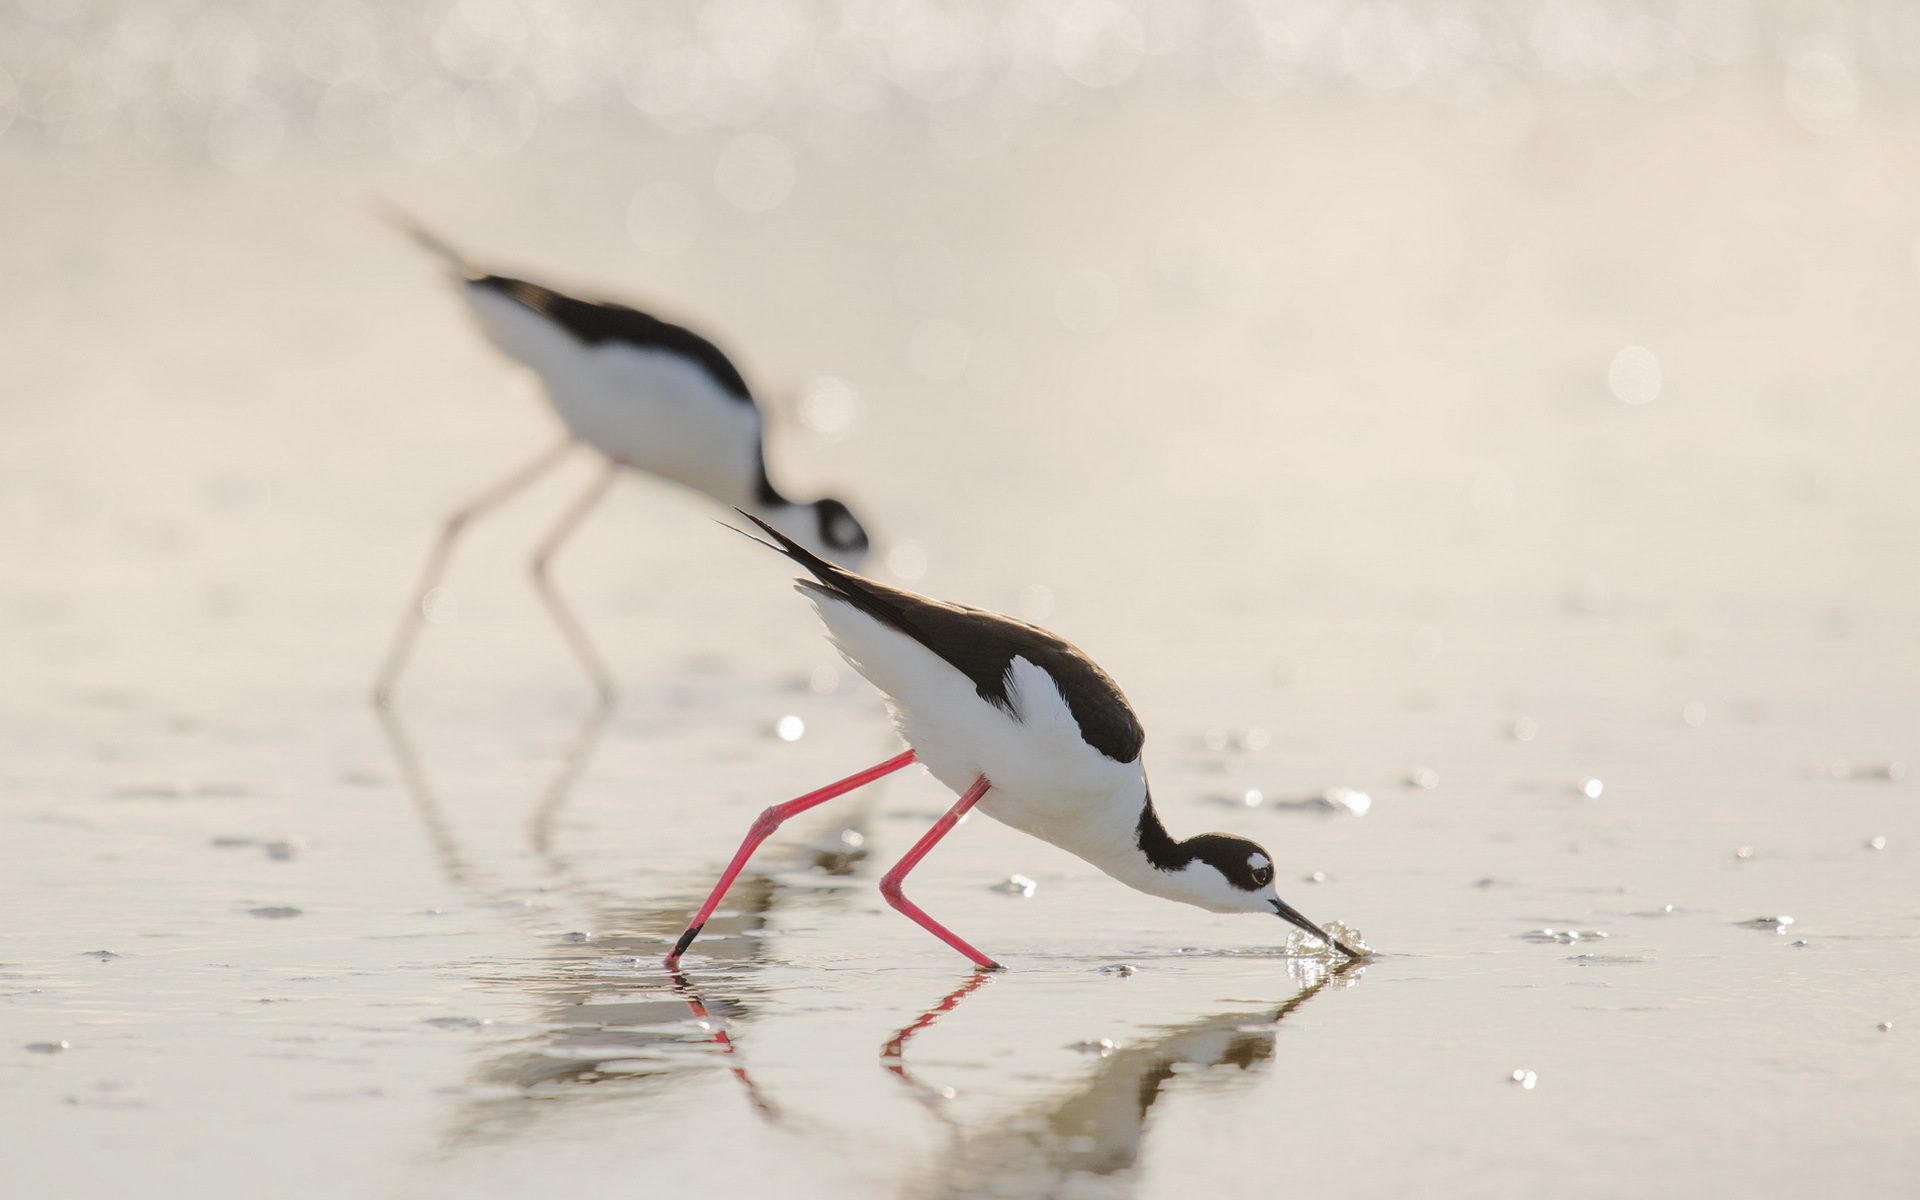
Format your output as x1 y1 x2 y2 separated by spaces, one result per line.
10 13 1920 1197
991 873 1038 898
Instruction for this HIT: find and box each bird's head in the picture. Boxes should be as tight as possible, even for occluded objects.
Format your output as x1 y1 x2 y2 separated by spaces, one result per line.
1178 834 1364 958
810 497 870 566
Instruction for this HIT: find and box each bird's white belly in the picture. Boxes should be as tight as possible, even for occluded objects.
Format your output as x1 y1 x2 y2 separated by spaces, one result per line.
465 289 763 505
547 345 763 504
809 596 1144 858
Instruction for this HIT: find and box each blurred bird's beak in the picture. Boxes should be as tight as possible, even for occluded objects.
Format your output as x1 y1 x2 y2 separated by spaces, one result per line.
1272 897 1365 959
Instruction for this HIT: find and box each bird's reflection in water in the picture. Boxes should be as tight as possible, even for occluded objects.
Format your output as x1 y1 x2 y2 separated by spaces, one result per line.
887 957 1365 1198
375 702 879 1141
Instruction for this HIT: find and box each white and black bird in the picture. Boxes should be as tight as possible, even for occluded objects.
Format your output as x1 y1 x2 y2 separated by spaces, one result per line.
666 514 1364 970
374 221 871 705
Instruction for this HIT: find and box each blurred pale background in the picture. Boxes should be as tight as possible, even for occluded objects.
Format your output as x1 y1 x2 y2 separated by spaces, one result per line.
2 4 1917 1199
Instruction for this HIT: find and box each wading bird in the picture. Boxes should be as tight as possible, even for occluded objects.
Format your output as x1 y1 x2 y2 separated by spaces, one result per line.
373 223 871 706
666 515 1364 970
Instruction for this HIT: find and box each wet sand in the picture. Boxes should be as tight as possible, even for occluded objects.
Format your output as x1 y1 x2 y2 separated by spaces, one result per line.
4 73 1919 1199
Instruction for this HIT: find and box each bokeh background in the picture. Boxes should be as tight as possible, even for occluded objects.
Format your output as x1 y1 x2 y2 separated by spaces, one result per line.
3 3 1917 1198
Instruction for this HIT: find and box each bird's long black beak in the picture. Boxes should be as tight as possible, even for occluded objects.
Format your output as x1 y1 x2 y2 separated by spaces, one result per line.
1272 898 1366 959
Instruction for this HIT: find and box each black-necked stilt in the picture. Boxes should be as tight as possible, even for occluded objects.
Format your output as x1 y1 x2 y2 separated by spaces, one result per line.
666 514 1365 970
373 220 872 705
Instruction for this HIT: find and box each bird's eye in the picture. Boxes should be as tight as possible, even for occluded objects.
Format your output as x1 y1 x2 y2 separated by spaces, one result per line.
1252 867 1272 887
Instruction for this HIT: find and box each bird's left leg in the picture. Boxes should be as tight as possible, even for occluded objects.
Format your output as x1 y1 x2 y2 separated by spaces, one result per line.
880 776 1001 970
666 750 919 968
528 457 620 705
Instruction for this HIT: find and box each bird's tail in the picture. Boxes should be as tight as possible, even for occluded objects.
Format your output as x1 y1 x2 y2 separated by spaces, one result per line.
374 201 480 278
728 510 929 644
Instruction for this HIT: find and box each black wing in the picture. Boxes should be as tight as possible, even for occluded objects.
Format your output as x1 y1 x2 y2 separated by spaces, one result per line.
472 274 754 403
738 514 1145 764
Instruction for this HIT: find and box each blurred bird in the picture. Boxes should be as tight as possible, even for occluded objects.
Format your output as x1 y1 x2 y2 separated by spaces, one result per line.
373 218 871 706
667 514 1365 970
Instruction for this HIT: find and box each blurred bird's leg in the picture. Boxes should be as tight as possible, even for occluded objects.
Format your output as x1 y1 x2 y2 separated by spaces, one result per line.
373 438 576 705
881 776 1001 970
528 457 620 706
666 751 919 968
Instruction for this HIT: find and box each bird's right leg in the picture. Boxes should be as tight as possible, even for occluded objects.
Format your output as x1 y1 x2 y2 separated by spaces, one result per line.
879 776 1001 970
528 457 619 705
373 437 576 705
665 750 918 968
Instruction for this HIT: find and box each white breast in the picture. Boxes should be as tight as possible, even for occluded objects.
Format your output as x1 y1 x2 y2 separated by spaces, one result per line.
806 593 1146 859
464 288 764 506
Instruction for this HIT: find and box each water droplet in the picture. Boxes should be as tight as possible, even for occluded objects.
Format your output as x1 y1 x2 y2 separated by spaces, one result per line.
1608 345 1661 405
797 376 861 436
1408 767 1439 789
1784 49 1860 136
1681 700 1708 727
1867 836 1887 851
991 874 1037 897
1052 0 1145 88
1735 845 1754 860
1321 786 1371 816
1068 1038 1120 1056
1510 716 1538 742
421 587 458 625
1510 1069 1538 1089
774 715 805 742
1579 777 1605 799
1098 963 1137 977
1879 1021 1894 1032
1235 728 1270 753
1306 870 1327 883
24 1041 69 1054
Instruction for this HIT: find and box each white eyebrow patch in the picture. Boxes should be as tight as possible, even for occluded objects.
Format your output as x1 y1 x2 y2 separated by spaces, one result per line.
1248 853 1270 870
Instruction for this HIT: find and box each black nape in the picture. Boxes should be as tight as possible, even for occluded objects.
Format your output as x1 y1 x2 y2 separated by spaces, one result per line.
1135 795 1272 890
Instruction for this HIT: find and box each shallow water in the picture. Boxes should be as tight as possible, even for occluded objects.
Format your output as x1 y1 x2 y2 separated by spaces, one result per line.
5 34 1920 1198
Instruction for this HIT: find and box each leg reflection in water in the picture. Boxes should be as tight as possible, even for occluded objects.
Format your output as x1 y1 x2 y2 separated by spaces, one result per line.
375 703 883 1143
883 957 1366 1196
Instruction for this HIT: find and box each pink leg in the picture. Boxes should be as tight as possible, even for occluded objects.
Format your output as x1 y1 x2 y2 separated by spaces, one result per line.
373 437 576 706
528 458 620 706
665 750 917 967
881 776 1001 970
